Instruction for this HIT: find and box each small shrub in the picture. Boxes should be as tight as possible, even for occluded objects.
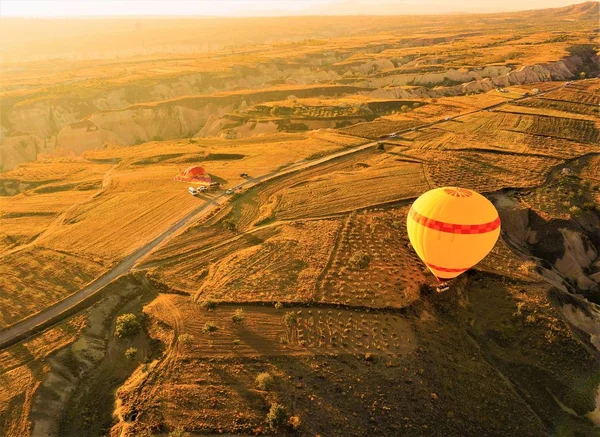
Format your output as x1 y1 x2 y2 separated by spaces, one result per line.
569 205 581 216
233 339 241 346
256 372 274 390
349 251 371 269
288 415 301 431
178 334 194 347
266 403 288 429
274 302 284 310
168 428 191 437
203 323 219 333
222 218 237 231
199 300 217 311
518 260 537 275
231 308 245 325
114 314 141 338
282 312 298 328
125 347 138 361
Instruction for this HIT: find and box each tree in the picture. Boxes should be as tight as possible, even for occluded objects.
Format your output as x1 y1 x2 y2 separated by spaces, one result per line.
125 347 138 361
114 314 141 338
266 403 288 430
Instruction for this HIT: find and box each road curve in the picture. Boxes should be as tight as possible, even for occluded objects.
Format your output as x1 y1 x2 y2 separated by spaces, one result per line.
0 82 568 350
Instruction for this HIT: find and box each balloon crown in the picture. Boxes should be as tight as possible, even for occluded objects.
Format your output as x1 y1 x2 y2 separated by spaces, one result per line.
444 187 472 197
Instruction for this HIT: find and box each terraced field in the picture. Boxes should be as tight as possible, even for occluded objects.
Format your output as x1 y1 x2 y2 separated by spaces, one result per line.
317 208 426 308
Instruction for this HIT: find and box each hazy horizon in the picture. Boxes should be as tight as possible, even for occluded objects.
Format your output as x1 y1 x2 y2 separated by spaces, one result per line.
1 0 596 18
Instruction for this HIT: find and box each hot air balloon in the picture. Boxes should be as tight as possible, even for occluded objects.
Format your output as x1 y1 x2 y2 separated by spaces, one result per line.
175 166 212 184
406 187 500 282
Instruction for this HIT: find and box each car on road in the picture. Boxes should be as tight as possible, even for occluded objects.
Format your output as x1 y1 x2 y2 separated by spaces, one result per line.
226 189 234 194
188 187 197 195
389 133 398 138
240 172 249 177
444 117 450 121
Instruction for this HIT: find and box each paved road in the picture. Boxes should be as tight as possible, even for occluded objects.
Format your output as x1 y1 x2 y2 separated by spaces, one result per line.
0 81 569 350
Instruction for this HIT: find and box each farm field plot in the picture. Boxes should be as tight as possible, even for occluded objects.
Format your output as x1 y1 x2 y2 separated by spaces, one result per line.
142 224 237 268
443 110 599 146
145 294 416 356
85 130 363 188
0 248 106 329
0 159 110 252
150 226 282 293
272 156 429 220
340 118 422 139
191 219 342 303
40 164 201 260
542 87 600 106
404 108 599 159
0 190 92 253
513 97 600 117
318 208 426 308
416 149 562 192
496 104 599 122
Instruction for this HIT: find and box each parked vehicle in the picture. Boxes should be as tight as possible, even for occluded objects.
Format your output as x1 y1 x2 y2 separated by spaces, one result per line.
226 189 234 194
188 187 197 195
240 172 249 177
198 186 208 193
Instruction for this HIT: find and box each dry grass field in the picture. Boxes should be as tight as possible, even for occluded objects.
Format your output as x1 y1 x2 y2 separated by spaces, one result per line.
1 2 600 437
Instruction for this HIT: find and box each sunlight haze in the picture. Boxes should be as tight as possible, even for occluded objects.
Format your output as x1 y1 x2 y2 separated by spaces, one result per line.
1 0 593 17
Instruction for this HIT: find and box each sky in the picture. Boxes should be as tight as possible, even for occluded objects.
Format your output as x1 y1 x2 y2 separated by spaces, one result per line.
0 0 590 17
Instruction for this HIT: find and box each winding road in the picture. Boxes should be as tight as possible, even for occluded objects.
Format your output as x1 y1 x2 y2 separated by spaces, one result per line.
0 82 567 350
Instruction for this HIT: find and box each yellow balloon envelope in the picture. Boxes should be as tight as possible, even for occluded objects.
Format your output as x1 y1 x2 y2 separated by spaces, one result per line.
406 187 500 280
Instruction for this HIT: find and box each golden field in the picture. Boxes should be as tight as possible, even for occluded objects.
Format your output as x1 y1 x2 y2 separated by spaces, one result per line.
1 2 600 436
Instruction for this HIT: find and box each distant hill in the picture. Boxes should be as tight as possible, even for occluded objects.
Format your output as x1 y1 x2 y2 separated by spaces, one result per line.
522 1 599 19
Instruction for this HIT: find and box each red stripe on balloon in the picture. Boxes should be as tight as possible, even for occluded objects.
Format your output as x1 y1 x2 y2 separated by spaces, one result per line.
408 207 500 234
425 262 469 273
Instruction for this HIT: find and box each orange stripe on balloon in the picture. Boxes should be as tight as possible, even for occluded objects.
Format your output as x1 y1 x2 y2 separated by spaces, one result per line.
425 262 469 273
408 207 500 234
